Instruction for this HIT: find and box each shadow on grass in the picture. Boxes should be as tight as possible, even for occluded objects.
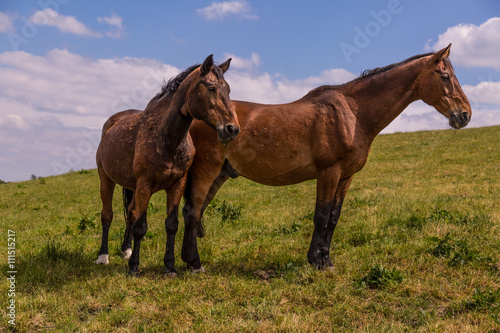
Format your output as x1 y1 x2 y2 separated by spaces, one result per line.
1 240 134 293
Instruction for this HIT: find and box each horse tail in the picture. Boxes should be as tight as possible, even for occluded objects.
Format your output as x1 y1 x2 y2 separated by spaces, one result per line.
122 187 134 222
183 173 206 238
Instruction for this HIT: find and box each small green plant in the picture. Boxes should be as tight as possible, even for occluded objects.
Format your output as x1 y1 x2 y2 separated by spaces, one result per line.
42 240 76 261
147 202 159 213
357 264 404 289
298 211 315 221
145 230 158 240
111 228 125 241
429 209 455 223
386 214 427 230
77 215 96 233
494 313 500 326
209 199 243 224
464 287 500 311
63 226 73 236
274 222 301 235
463 287 500 326
429 209 476 225
429 233 493 266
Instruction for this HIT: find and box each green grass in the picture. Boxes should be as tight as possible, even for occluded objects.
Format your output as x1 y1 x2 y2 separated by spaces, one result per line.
1 125 499 332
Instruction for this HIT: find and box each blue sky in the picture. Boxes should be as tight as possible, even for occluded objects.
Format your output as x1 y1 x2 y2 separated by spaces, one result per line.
1 0 499 181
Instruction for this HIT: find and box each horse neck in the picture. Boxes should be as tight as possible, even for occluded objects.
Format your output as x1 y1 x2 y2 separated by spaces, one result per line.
145 86 193 157
342 58 424 140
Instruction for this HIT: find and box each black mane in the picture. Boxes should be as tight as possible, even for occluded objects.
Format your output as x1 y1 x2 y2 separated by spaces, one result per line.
304 52 436 99
156 64 201 99
360 52 433 78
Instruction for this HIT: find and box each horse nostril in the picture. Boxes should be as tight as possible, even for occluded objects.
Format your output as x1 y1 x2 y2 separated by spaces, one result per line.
462 111 470 123
226 124 239 136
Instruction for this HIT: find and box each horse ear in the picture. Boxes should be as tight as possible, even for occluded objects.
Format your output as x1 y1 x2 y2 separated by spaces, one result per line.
200 54 214 76
431 43 451 63
218 58 232 73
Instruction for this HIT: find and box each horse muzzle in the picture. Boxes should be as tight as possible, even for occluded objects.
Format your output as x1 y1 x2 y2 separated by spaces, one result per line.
449 111 471 129
217 124 240 144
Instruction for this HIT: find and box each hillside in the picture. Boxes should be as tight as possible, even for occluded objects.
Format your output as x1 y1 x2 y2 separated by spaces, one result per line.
1 125 499 332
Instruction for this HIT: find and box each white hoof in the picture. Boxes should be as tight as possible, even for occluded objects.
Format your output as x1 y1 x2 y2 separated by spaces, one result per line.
192 266 205 274
122 248 132 259
96 254 109 264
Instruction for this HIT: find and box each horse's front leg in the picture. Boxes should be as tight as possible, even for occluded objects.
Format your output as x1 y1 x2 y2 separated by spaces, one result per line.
163 176 188 277
128 181 152 276
181 162 227 272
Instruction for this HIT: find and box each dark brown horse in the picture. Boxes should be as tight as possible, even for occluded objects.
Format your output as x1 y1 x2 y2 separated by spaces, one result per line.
180 45 471 271
96 55 239 276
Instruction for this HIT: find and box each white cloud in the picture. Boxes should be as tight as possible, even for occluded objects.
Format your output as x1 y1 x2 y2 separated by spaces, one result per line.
0 49 179 127
463 80 500 106
0 11 14 33
29 8 102 37
0 49 181 181
197 1 258 21
426 17 500 70
97 13 124 38
223 52 260 70
225 67 356 104
97 13 123 28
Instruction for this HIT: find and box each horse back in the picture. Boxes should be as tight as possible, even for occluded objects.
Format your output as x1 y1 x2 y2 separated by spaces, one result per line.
101 109 142 137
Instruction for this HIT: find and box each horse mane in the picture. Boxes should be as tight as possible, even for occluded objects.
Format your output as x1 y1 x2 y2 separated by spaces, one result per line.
156 64 201 99
304 51 436 99
360 52 434 78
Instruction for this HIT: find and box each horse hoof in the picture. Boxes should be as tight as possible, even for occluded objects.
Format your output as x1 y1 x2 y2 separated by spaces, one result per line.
163 270 178 278
128 270 140 277
96 254 109 264
122 248 132 259
192 266 205 274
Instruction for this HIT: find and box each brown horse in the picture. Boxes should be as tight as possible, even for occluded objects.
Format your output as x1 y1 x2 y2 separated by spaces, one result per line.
96 55 239 276
180 45 471 271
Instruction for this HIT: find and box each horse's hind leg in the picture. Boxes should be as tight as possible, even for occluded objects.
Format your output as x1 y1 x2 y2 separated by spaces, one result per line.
128 181 152 275
308 168 352 270
96 171 116 264
121 188 135 259
201 166 232 214
323 175 353 266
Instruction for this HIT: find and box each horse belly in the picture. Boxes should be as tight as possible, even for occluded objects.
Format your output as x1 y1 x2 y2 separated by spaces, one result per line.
227 147 316 186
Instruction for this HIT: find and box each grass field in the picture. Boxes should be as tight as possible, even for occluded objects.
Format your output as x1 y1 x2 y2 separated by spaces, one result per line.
1 125 499 332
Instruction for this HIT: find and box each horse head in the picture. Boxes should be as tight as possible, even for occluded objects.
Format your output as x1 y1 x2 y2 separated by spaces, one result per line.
417 44 471 129
182 55 240 144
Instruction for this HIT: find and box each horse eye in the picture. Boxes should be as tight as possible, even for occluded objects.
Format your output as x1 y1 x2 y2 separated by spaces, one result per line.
441 73 450 80
207 85 216 92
